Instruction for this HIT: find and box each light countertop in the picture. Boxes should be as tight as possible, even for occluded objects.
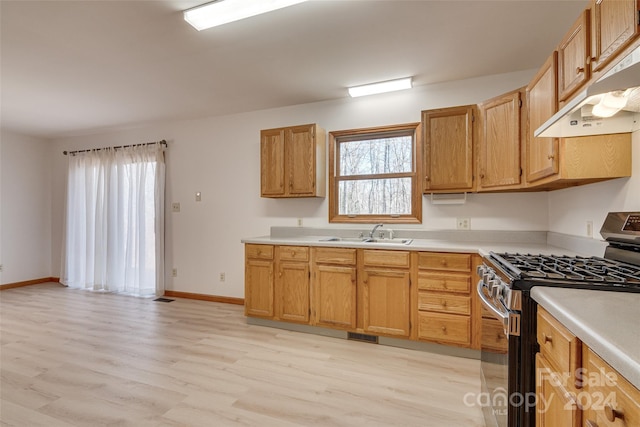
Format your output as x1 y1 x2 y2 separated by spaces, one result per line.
240 235 582 257
532 287 640 390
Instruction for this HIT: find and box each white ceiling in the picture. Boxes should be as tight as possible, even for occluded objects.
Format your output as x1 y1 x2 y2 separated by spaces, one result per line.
1 0 588 139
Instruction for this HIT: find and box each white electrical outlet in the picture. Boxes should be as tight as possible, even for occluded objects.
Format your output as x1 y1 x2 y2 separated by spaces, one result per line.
172 202 181 212
172 268 178 277
219 272 225 282
456 218 470 230
0 264 3 272
586 220 593 238
297 218 303 227
195 192 201 202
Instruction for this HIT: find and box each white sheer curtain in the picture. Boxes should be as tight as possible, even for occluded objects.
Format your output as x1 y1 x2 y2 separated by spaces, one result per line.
60 143 165 296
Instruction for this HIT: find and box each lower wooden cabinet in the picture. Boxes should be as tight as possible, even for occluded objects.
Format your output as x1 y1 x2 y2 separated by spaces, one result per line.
418 311 470 346
244 244 275 318
535 307 640 427
245 244 480 349
536 353 581 427
312 247 357 329
276 246 310 323
416 252 475 348
362 268 411 337
582 346 640 427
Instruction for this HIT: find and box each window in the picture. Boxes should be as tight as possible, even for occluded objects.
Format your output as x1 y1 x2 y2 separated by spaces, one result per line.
329 123 422 223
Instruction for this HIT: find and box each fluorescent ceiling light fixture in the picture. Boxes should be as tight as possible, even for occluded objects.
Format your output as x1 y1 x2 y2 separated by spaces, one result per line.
348 78 413 98
184 0 307 31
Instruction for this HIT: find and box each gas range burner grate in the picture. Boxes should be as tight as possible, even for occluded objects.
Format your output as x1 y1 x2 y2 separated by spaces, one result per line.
491 253 640 285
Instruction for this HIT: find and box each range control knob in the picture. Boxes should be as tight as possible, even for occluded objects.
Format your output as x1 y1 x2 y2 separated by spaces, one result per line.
477 265 488 277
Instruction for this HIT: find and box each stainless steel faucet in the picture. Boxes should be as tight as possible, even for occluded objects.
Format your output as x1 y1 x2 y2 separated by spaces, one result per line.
369 223 384 239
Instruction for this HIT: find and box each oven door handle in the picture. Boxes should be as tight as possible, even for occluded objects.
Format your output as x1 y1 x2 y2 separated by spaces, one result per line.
476 280 510 333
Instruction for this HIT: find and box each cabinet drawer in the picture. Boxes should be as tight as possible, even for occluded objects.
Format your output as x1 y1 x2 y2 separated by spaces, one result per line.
278 246 309 261
418 312 470 346
482 317 508 354
245 244 274 260
363 250 410 268
313 247 356 265
582 346 640 427
418 292 470 315
537 307 580 383
417 272 470 294
418 252 471 272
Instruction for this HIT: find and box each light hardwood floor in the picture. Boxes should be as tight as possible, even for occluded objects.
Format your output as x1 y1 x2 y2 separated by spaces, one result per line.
1 283 485 426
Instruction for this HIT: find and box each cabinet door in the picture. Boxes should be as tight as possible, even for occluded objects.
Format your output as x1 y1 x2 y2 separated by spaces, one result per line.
478 90 522 190
535 354 580 427
261 128 286 196
313 264 357 329
422 105 475 192
287 124 316 196
277 261 310 323
591 0 639 72
362 269 411 337
526 52 559 183
245 259 274 318
558 10 590 102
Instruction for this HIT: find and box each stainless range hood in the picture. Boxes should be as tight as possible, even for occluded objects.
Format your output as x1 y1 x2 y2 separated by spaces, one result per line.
535 44 640 138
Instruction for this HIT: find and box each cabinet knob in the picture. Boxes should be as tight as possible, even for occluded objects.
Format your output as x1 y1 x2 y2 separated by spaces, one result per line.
480 173 485 179
425 175 430 181
441 326 447 332
547 154 555 160
442 301 447 307
543 333 553 344
604 404 620 422
576 66 585 74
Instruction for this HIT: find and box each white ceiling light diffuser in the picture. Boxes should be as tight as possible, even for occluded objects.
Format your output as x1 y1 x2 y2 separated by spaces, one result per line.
348 77 413 98
184 0 307 31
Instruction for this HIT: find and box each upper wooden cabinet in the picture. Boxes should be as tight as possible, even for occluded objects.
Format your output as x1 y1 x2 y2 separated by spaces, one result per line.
260 123 326 198
558 9 591 102
477 89 524 191
590 0 640 73
526 52 560 184
422 105 476 193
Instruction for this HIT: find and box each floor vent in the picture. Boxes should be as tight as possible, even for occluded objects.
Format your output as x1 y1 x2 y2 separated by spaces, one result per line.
154 297 174 303
347 332 378 344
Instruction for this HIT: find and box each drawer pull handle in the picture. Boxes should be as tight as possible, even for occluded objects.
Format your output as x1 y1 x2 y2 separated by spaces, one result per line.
604 404 620 422
543 333 553 344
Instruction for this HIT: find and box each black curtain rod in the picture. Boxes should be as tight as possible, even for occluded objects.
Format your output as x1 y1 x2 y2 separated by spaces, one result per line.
63 140 167 156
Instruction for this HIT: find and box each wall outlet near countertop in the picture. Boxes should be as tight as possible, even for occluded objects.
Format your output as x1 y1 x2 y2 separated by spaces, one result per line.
219 272 225 282
586 220 593 238
456 218 470 230
172 268 178 277
297 218 303 227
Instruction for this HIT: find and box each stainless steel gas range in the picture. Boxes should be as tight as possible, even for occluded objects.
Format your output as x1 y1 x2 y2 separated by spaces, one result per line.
477 212 640 427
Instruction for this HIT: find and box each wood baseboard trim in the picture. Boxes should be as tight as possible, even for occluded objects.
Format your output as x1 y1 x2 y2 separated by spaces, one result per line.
1 277 60 291
163 290 244 305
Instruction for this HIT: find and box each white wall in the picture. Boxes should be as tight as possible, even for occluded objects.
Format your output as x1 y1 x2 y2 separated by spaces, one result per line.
49 70 550 298
548 130 640 237
0 129 52 284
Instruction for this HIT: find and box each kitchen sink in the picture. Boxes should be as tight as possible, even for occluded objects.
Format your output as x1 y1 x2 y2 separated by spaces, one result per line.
318 237 413 245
